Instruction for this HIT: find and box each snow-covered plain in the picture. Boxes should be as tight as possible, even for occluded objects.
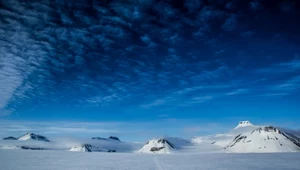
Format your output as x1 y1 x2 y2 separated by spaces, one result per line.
0 149 300 170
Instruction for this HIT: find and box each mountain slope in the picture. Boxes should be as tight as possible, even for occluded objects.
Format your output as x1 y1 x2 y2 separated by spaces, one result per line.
192 121 300 153
225 126 300 153
18 133 50 142
138 139 175 154
192 121 257 148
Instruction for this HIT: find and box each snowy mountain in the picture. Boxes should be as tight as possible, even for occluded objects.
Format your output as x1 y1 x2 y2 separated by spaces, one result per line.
1 121 299 154
18 133 50 142
192 121 300 153
191 121 256 148
225 126 300 153
138 139 175 154
69 136 139 153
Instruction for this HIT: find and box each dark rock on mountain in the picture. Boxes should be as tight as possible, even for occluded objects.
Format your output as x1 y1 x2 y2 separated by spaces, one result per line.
91 137 107 140
150 147 165 152
157 139 174 149
20 146 44 150
109 136 120 141
2 136 17 140
91 136 121 142
70 144 104 152
107 149 116 152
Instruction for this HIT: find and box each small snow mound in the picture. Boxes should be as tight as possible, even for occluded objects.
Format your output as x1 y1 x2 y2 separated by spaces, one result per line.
138 139 174 154
69 144 103 152
1 146 22 150
1 145 44 150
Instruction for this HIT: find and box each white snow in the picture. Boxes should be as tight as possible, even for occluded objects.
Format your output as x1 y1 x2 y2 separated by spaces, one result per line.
18 134 32 141
0 149 300 170
0 145 22 150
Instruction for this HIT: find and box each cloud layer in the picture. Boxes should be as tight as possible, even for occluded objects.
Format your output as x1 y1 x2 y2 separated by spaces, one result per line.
0 0 299 116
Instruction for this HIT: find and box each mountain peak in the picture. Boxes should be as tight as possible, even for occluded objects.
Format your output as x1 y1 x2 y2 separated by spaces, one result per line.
235 121 254 129
18 133 50 142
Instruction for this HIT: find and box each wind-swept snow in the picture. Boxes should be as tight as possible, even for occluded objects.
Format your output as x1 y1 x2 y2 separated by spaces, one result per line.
0 150 300 170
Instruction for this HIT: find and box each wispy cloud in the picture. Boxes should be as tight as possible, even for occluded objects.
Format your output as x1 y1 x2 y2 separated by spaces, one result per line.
190 96 213 104
276 76 300 91
226 89 249 96
44 127 119 134
140 85 225 109
257 58 300 74
257 93 289 97
141 99 167 109
0 120 126 139
0 109 12 117
0 120 231 141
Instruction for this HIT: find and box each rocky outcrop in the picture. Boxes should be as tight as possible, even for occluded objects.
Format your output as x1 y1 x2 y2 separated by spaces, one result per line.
2 136 17 140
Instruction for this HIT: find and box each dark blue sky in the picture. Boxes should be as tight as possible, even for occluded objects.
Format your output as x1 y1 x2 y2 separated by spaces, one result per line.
0 0 299 140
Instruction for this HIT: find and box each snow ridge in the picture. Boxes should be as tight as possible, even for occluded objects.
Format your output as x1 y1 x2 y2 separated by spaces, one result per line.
18 133 50 142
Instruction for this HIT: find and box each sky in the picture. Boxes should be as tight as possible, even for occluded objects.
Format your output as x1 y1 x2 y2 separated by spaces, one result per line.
0 0 300 141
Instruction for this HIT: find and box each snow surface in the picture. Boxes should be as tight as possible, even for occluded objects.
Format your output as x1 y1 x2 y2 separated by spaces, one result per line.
0 149 299 170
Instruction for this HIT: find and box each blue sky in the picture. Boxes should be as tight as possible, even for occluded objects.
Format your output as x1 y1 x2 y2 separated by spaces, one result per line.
0 0 300 141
